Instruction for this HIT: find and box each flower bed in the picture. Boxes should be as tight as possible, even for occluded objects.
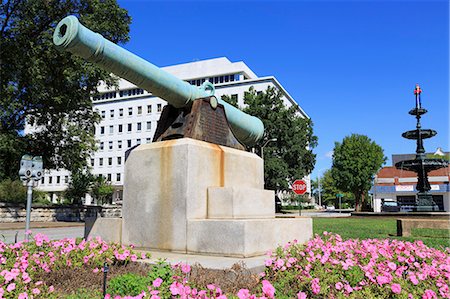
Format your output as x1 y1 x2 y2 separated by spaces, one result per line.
0 232 448 298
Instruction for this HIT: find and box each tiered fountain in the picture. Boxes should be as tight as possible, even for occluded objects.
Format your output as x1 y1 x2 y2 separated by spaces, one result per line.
395 84 448 211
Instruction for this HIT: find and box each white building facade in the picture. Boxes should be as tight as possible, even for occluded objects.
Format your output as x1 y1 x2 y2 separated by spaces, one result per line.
35 57 310 204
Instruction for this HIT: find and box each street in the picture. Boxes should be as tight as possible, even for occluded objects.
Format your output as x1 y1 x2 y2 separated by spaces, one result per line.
0 226 84 244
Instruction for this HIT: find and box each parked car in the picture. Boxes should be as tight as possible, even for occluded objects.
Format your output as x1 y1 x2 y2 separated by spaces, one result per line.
382 201 400 212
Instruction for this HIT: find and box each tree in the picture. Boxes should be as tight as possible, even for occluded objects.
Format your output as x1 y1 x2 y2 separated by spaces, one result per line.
90 176 114 205
331 134 386 212
0 0 131 179
311 170 354 207
238 86 317 192
64 171 94 205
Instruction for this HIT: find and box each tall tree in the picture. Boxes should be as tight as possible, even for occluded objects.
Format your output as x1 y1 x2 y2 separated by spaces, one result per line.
240 86 317 192
331 134 386 212
311 169 354 207
0 0 131 179
90 176 114 205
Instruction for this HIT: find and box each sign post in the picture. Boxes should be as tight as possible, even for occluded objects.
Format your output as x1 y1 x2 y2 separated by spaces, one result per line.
292 179 307 216
336 193 344 213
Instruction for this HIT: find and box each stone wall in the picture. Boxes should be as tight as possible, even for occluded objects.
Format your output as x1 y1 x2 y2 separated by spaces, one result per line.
0 203 122 223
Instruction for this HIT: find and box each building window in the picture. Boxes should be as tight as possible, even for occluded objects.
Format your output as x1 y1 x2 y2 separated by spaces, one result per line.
137 106 142 115
109 125 114 134
127 140 131 148
110 110 114 118
137 138 141 145
49 177 52 184
137 122 142 131
118 140 122 149
117 156 122 165
91 158 94 166
100 142 104 150
116 173 121 182
127 123 132 132
119 108 123 117
118 124 123 133
100 126 105 135
147 105 152 113
146 121 151 131
157 104 162 112
101 111 105 119
99 158 103 166
108 157 112 166
109 141 113 150
41 177 44 184
107 173 111 181
128 107 132 116
146 138 151 143
57 176 60 184
64 176 69 184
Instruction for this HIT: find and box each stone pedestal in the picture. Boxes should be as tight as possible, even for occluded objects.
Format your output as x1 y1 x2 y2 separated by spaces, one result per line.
91 138 312 257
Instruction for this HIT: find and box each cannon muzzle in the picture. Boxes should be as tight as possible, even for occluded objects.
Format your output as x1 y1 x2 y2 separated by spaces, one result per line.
53 16 264 146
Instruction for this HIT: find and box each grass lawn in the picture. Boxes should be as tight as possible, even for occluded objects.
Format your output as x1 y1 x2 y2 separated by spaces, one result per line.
313 217 450 250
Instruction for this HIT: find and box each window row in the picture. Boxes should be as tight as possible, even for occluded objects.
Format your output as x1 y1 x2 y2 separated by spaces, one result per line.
98 137 152 152
186 74 241 86
100 104 162 119
98 121 153 135
93 88 145 101
41 175 69 185
91 156 125 167
98 173 121 182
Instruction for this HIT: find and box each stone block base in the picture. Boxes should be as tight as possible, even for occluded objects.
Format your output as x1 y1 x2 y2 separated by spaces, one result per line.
187 218 312 257
86 218 122 244
207 187 274 219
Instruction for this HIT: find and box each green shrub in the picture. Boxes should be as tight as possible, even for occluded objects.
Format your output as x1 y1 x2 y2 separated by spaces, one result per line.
147 259 175 298
65 288 102 299
0 179 26 203
108 273 151 296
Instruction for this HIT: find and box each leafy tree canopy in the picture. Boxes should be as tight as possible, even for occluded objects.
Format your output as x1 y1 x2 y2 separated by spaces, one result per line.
331 134 386 211
0 0 131 179
311 169 354 207
90 175 114 205
64 170 93 205
223 86 317 192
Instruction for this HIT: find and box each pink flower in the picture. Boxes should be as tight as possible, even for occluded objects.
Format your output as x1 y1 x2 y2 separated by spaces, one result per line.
6 283 15 292
49 285 54 292
335 282 343 290
32 288 41 295
18 293 28 299
311 278 321 295
237 289 250 299
388 262 397 271
181 263 191 274
262 280 275 298
153 278 163 288
104 294 111 299
391 284 401 294
422 289 437 299
93 268 99 273
297 291 307 299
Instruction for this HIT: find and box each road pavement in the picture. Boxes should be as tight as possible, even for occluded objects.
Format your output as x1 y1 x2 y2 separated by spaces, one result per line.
0 225 84 244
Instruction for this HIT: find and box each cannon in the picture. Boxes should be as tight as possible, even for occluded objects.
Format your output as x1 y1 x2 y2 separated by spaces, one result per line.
53 16 264 149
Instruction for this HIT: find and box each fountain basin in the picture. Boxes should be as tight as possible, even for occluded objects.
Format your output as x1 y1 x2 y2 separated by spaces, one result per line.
402 129 437 140
395 158 448 172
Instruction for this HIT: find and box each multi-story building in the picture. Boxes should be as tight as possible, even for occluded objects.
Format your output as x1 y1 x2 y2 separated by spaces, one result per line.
35 57 310 204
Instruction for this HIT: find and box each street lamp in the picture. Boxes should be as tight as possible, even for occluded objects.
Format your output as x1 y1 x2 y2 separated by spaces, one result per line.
261 138 277 158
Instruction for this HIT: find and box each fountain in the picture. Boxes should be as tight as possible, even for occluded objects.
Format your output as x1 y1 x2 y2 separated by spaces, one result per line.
395 84 449 211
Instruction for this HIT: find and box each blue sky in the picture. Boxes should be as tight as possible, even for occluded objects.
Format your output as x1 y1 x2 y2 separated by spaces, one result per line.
118 0 449 178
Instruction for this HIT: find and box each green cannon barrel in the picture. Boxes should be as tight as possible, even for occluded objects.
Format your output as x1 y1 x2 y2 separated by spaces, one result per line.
53 15 264 146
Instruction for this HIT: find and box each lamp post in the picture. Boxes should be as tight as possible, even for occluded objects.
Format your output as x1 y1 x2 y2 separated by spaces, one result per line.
261 138 277 158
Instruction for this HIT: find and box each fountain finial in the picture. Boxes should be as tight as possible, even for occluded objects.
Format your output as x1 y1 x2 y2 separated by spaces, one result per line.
414 83 422 109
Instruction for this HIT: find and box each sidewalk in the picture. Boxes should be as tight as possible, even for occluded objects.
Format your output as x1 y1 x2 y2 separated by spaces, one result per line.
0 221 84 230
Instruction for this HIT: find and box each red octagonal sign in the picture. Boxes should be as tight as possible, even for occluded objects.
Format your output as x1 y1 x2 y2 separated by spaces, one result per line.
292 179 307 195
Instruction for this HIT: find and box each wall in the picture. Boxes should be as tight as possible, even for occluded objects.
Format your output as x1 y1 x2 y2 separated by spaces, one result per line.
0 203 121 223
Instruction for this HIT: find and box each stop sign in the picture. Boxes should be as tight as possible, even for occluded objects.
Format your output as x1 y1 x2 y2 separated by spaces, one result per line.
292 179 307 195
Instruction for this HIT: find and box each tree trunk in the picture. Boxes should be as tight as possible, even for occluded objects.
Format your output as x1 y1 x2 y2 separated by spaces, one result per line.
354 191 361 212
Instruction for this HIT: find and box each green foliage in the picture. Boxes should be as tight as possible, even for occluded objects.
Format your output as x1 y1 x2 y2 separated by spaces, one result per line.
90 176 114 205
242 86 317 192
221 94 239 108
65 288 102 299
147 259 175 299
64 171 94 205
108 273 152 296
331 134 386 211
0 0 131 177
0 179 26 203
426 153 450 161
311 170 354 207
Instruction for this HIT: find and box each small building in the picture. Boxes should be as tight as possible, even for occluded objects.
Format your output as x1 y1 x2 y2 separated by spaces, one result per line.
372 150 450 212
